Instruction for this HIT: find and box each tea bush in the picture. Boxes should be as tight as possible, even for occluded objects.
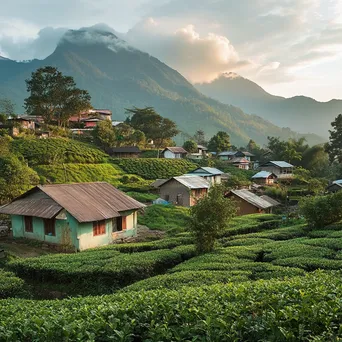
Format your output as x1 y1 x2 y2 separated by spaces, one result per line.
8 249 186 293
11 138 108 166
0 270 25 299
1 271 342 341
112 158 197 179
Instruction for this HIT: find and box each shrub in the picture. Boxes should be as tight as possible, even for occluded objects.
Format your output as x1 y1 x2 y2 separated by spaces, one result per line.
300 192 342 228
8 249 185 294
112 158 197 179
11 137 107 166
125 192 158 203
0 270 25 299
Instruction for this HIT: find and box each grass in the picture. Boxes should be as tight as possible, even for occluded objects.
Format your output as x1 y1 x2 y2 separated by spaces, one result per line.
138 204 190 234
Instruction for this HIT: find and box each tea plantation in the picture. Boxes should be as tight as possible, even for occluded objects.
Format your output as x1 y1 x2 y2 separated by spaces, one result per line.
2 215 342 340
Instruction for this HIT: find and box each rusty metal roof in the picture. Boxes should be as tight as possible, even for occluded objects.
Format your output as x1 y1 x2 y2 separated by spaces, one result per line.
0 198 62 218
260 195 281 207
38 182 145 222
0 182 145 223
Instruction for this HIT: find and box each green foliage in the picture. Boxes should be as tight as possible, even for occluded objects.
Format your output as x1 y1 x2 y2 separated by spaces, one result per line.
126 107 179 148
11 137 107 166
207 131 231 152
189 185 236 253
0 154 39 203
182 140 197 153
34 163 123 185
300 192 342 228
264 185 287 201
8 249 185 294
92 120 116 149
24 66 91 126
112 158 197 179
0 270 25 299
326 113 342 163
0 98 15 117
138 205 190 233
125 191 158 203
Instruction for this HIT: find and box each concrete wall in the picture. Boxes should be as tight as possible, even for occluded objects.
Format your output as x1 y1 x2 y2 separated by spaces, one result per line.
160 179 191 206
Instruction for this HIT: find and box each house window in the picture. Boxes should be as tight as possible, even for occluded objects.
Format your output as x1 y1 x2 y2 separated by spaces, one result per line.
24 216 33 233
164 194 170 202
93 220 106 236
194 189 202 197
44 218 56 236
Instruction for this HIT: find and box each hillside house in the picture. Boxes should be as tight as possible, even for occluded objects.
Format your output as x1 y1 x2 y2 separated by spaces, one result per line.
259 161 294 179
157 176 210 207
217 151 237 161
8 116 37 130
252 171 277 185
0 182 144 251
106 146 141 158
227 157 250 170
225 189 279 216
161 147 188 159
188 145 208 160
184 167 224 185
327 180 342 193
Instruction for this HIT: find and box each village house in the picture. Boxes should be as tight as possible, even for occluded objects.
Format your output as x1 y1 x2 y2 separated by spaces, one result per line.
217 151 237 161
184 167 224 185
0 182 145 251
252 171 277 185
327 180 342 193
188 145 209 160
225 189 280 216
259 161 294 179
156 176 210 207
161 147 188 159
105 146 141 158
227 157 250 170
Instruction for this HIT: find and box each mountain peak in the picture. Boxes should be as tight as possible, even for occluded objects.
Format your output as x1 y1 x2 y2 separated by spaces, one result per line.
58 25 133 53
221 72 242 79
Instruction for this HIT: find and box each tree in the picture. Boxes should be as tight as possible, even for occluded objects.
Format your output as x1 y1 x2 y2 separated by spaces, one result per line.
24 66 91 126
0 98 15 123
0 155 39 204
0 135 12 156
188 185 236 254
207 131 231 153
326 114 342 163
183 140 197 153
92 120 116 149
125 107 179 147
193 130 206 145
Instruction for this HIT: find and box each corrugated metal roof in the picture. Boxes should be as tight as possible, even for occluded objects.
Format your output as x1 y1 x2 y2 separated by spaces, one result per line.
218 151 237 156
39 182 145 222
241 151 255 157
0 182 145 223
260 195 281 206
252 171 274 179
163 147 188 154
333 179 342 185
197 145 208 150
0 198 62 218
230 190 274 209
263 161 294 168
228 157 250 164
171 176 210 189
188 167 224 175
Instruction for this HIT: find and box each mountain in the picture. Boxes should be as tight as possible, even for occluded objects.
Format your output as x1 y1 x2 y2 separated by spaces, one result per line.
196 73 342 139
0 26 324 146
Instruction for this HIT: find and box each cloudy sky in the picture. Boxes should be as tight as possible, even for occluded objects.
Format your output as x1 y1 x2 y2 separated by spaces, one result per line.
0 0 342 101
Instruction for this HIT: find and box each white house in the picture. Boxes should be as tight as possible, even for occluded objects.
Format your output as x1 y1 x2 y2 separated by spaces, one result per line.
161 147 188 159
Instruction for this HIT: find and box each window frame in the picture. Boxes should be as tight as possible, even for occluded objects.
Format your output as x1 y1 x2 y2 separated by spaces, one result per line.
93 220 106 236
24 216 33 233
44 218 56 236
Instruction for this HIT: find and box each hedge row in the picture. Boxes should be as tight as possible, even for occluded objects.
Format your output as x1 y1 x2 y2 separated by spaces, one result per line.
8 248 189 293
0 270 25 299
11 138 108 166
1 271 341 341
111 158 197 179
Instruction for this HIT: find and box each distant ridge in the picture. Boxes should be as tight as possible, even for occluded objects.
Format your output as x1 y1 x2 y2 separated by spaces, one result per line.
196 73 342 138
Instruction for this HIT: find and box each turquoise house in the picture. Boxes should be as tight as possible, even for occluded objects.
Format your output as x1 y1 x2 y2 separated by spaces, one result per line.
0 182 145 251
